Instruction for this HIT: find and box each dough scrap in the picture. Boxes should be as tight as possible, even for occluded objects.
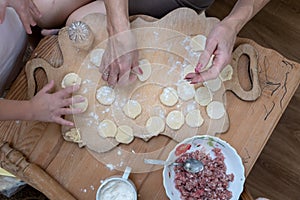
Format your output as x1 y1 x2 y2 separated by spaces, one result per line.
194 86 212 106
98 119 117 138
70 95 88 112
177 81 195 101
123 100 142 119
219 64 233 81
166 110 185 130
61 72 81 88
115 125 134 144
185 109 204 128
137 59 152 82
146 116 165 136
89 48 105 66
63 128 82 143
96 86 115 106
190 35 206 52
204 77 222 92
206 101 226 119
160 87 178 107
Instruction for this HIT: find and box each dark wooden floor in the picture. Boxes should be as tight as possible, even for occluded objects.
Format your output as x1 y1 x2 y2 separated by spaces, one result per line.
1 0 299 199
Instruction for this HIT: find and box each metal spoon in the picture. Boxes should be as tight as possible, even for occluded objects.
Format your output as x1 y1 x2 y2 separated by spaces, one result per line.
144 158 204 173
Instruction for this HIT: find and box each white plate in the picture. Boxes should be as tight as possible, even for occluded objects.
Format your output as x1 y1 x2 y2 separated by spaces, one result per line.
163 135 245 200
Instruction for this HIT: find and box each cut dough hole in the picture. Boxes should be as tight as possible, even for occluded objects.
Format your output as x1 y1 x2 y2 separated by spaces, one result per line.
177 80 195 101
204 77 222 92
194 86 212 106
61 72 81 88
115 125 134 144
160 87 178 107
98 119 117 138
166 110 185 130
146 116 165 136
89 48 105 66
123 100 142 119
137 59 152 82
206 101 226 119
190 35 206 52
70 95 88 112
219 64 233 81
96 86 115 106
186 109 204 128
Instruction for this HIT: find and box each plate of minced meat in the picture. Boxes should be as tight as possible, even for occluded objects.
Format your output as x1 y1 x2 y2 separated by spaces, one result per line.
163 135 245 200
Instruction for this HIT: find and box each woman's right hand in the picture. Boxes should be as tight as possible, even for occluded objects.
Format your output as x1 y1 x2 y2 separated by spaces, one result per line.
0 0 41 34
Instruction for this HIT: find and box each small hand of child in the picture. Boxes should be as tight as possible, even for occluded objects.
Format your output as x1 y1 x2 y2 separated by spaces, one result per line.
29 80 84 126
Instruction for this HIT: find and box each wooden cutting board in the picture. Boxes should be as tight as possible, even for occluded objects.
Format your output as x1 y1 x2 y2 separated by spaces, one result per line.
25 8 261 158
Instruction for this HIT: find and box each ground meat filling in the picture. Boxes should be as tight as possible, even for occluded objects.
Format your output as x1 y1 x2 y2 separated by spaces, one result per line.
174 148 234 200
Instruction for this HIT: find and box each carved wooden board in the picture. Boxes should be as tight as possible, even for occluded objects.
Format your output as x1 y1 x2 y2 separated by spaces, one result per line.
25 9 260 155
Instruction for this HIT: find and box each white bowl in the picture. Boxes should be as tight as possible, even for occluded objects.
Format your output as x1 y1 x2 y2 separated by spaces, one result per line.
163 135 245 200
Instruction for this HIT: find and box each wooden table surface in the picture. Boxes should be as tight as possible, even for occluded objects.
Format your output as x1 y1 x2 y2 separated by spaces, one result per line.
1 8 300 200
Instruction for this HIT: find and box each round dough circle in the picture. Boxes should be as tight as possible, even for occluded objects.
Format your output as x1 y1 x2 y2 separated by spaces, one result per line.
219 64 233 81
61 73 81 88
70 95 88 112
166 110 185 130
194 86 212 106
177 81 195 101
146 116 165 136
206 101 226 119
160 87 178 107
185 109 204 128
204 77 222 92
183 64 195 77
97 119 117 138
96 86 116 106
137 59 152 82
89 48 105 66
123 100 142 119
115 125 134 144
190 34 206 52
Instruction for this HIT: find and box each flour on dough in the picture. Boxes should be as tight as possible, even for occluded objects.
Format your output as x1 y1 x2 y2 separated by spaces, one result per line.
177 80 195 101
194 86 212 106
219 64 233 81
185 109 204 128
206 101 226 119
146 116 165 136
204 77 222 92
115 125 134 144
190 35 206 52
137 59 152 82
89 48 105 66
70 95 88 112
61 72 81 88
166 110 185 130
98 119 117 138
123 100 142 119
160 87 178 107
96 86 115 106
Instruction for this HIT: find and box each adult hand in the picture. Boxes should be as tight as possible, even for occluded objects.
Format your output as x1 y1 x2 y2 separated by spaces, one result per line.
29 80 84 126
185 20 237 84
100 30 142 86
0 0 41 34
